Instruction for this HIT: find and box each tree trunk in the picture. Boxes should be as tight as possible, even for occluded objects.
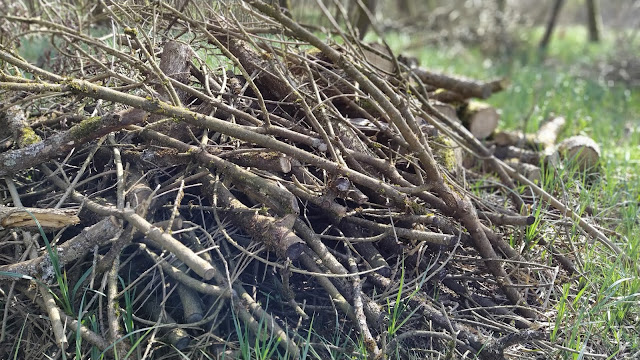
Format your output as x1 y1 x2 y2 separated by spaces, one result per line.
585 0 602 42
495 0 506 29
350 0 377 40
397 0 413 16
495 0 507 56
539 0 565 52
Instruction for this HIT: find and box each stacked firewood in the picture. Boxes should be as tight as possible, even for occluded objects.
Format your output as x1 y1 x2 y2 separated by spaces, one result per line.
491 116 601 183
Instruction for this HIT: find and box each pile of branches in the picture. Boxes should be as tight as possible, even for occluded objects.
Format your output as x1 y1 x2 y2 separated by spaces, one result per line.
0 1 622 359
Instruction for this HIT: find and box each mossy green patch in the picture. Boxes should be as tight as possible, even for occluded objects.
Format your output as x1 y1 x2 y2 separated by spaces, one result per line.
18 127 42 147
70 116 102 139
124 27 138 37
431 134 459 173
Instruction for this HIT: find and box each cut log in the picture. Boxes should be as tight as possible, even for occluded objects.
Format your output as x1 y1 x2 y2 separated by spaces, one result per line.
428 89 466 104
557 135 601 170
362 43 395 74
0 206 80 229
536 116 566 154
505 160 541 184
412 68 507 99
492 130 539 149
432 101 458 122
493 145 541 164
459 101 500 139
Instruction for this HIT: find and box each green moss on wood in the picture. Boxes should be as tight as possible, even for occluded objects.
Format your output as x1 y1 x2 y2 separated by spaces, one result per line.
70 116 102 139
18 127 42 147
124 27 138 37
432 134 459 173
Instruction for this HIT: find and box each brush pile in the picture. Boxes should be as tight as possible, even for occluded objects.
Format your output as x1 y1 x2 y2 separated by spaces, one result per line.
0 1 616 359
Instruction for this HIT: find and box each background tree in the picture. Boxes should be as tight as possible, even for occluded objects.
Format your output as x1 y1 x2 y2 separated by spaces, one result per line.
539 0 566 52
586 0 603 42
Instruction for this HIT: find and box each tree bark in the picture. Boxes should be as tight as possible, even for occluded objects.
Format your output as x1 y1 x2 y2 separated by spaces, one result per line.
350 0 377 40
495 0 506 30
397 0 413 16
585 0 602 42
539 0 565 52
